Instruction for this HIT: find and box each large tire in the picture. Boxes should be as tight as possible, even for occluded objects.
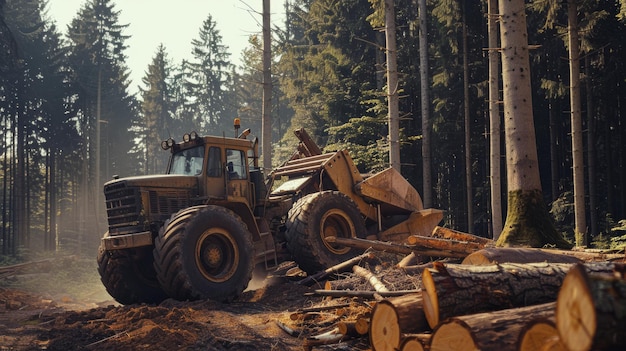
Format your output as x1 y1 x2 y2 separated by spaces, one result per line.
285 191 366 274
153 205 254 302
97 238 168 305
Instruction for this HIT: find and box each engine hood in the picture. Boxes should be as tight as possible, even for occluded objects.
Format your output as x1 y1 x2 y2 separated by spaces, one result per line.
104 174 199 191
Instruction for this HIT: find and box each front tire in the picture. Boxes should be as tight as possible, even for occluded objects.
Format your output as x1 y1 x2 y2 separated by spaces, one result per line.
97 237 167 305
153 205 254 302
285 191 366 274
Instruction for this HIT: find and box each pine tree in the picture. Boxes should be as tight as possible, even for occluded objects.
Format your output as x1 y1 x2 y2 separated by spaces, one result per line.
139 44 174 174
186 14 234 135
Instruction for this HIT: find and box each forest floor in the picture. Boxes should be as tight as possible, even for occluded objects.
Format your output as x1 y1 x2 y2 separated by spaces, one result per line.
0 256 372 351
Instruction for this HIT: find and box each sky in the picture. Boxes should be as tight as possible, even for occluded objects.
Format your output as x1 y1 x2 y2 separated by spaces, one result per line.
45 0 283 94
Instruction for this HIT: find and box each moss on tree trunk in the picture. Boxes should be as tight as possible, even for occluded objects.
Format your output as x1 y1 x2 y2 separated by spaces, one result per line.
497 189 572 249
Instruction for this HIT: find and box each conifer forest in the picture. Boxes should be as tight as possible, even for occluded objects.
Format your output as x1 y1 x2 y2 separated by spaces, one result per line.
2 0 626 259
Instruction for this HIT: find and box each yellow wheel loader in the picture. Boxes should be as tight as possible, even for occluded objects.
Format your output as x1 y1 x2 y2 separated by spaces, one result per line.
97 124 443 304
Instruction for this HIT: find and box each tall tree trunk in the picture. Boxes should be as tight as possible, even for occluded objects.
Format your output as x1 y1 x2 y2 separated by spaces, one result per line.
418 0 432 208
496 0 571 248
385 0 400 171
262 0 272 169
568 0 587 246
585 56 598 239
49 148 58 251
488 0 502 239
462 5 473 234
549 99 559 200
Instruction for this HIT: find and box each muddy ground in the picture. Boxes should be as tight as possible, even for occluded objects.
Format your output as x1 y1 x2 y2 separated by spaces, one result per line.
0 256 380 351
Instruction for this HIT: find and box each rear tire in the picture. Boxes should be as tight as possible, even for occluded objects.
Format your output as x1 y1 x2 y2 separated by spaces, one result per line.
153 205 254 302
285 191 366 274
97 238 167 305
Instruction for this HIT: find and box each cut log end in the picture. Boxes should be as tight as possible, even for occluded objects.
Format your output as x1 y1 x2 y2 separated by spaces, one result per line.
421 268 439 328
429 320 475 351
399 336 425 351
556 264 596 351
369 302 401 351
518 320 558 351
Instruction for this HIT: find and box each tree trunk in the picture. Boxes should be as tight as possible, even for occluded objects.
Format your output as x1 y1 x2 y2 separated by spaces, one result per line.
261 0 272 170
369 293 428 351
496 0 570 249
585 55 598 238
421 261 617 328
462 4 473 234
385 0 400 171
568 0 587 247
429 302 555 351
461 247 582 265
418 0 432 208
556 264 626 351
487 0 502 239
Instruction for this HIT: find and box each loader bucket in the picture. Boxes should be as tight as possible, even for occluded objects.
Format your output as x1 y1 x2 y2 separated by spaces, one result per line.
355 168 424 214
377 208 444 242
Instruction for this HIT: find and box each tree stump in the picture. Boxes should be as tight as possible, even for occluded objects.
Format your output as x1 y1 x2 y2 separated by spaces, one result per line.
556 264 626 351
429 302 554 351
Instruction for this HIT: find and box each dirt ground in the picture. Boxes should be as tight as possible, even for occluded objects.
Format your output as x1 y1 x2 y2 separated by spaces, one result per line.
0 257 376 351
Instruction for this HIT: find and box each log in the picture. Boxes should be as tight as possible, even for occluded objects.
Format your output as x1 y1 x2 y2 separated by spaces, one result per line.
543 248 625 263
397 252 420 268
430 226 495 246
406 235 484 255
353 265 389 292
556 264 626 351
355 317 370 335
429 302 555 351
369 293 427 351
517 317 565 351
326 236 468 258
313 289 419 299
421 261 617 328
462 247 582 265
399 335 425 351
297 251 376 286
336 321 359 338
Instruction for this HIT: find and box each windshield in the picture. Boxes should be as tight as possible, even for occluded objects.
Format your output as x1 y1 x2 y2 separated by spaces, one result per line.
169 145 205 175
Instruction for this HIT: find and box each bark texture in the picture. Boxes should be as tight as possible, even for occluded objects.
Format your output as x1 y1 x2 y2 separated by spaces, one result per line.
421 261 616 328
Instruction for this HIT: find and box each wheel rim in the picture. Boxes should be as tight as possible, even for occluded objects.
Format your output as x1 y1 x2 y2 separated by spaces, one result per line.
320 209 355 255
195 228 239 283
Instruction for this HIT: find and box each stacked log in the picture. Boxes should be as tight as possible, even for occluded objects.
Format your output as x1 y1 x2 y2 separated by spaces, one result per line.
462 247 582 265
556 263 626 351
369 293 427 351
517 316 565 351
283 227 626 350
428 302 555 351
421 261 616 328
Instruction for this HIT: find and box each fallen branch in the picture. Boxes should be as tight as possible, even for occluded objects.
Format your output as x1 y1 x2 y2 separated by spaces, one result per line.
297 251 376 286
352 265 389 292
313 289 419 299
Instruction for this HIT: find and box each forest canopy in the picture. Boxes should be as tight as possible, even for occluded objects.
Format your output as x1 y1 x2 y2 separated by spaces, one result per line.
1 0 626 257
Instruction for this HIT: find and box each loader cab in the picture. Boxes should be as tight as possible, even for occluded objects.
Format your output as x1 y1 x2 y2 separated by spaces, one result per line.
162 129 264 208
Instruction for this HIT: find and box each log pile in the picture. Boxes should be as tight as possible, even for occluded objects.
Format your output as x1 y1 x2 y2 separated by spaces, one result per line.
273 226 626 351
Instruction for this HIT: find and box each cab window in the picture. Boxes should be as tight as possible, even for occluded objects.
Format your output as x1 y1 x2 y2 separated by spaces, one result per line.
226 149 247 180
170 145 204 175
206 147 222 177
